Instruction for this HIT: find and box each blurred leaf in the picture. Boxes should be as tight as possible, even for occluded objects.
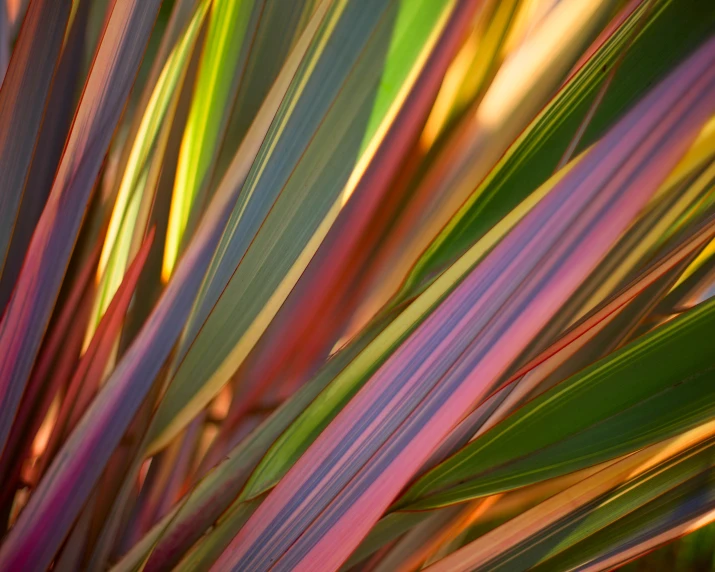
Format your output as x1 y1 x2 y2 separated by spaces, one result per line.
0 0 714 567
421 0 522 146
574 491 715 571
0 175 229 570
371 504 473 572
0 0 71 283
347 463 613 569
0 0 171 564
344 511 439 569
53 493 96 572
398 0 715 306
0 1 9 83
355 0 620 319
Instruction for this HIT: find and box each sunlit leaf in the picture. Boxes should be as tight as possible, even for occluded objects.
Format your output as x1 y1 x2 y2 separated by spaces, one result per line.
211 37 715 571
88 0 209 344
147 0 482 454
425 421 715 572
398 295 715 510
390 0 715 310
163 0 317 279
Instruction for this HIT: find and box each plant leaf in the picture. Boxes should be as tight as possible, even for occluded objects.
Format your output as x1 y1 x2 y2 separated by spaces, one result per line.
147 0 482 454
88 0 209 343
0 0 71 279
162 0 258 279
246 197 715 502
352 0 622 319
4 6 335 568
395 0 715 307
163 0 318 279
39 230 155 475
0 0 163 458
528 444 715 571
397 296 715 510
425 421 715 572
0 0 89 310
211 36 715 572
0 240 99 505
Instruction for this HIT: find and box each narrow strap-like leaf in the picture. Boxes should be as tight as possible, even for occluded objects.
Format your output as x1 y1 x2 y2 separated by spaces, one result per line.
0 4 329 567
0 0 163 459
212 37 715 572
0 0 71 278
425 422 715 572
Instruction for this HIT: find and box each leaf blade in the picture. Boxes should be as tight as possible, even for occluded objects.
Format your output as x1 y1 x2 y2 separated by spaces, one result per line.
212 39 715 571
0 0 163 458
0 0 71 277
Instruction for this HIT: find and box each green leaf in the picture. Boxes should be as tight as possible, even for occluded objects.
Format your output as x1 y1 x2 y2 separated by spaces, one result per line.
163 0 316 278
163 0 258 277
399 297 715 511
527 440 715 571
173 496 265 571
147 0 465 453
88 0 209 342
424 422 715 572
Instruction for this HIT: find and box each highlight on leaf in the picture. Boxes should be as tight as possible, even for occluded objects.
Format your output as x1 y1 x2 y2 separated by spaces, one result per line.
0 0 713 570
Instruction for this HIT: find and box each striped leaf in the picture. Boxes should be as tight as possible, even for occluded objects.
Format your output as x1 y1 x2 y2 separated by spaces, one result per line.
211 36 715 572
147 0 483 454
0 0 163 458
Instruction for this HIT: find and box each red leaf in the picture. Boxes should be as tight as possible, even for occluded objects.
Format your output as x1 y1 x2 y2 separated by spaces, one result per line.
0 0 163 458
